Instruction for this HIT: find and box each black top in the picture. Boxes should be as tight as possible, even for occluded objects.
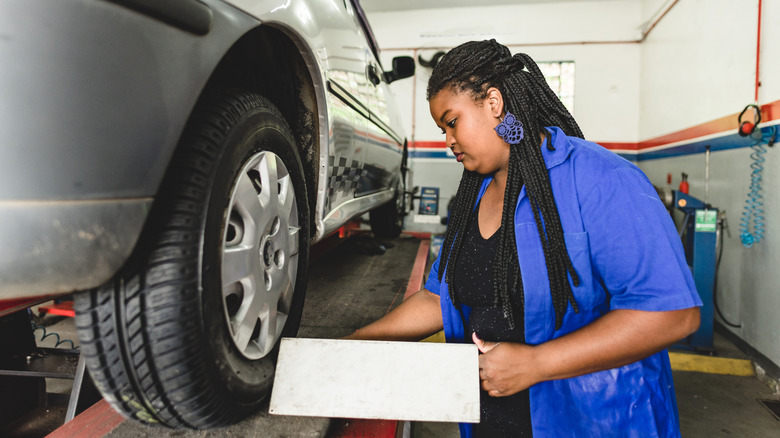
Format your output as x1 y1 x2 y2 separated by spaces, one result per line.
454 202 533 437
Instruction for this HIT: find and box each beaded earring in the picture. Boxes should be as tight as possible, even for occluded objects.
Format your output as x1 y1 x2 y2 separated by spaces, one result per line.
494 111 524 144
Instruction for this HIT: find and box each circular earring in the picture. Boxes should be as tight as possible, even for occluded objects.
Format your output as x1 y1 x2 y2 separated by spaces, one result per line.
494 111 524 144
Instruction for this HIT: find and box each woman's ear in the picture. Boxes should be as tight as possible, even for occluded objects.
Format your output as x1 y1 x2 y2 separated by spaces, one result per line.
485 87 505 118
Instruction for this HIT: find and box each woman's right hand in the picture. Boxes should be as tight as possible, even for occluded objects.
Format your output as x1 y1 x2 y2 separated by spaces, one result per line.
473 332 541 397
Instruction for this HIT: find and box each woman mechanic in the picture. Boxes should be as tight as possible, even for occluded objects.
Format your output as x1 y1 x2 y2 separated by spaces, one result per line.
347 39 701 437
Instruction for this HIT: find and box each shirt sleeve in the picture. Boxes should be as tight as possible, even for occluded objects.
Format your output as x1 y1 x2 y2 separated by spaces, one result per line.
578 164 702 311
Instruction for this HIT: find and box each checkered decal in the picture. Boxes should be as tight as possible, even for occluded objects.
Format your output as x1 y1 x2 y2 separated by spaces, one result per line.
326 155 364 209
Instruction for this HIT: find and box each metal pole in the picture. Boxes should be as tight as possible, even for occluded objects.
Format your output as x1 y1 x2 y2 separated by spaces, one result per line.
65 353 86 423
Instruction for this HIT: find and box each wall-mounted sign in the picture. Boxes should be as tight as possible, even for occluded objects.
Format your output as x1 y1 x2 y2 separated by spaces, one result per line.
419 187 439 215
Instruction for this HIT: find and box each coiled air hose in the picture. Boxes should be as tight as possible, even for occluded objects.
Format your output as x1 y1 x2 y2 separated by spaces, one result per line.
30 319 78 349
739 125 776 247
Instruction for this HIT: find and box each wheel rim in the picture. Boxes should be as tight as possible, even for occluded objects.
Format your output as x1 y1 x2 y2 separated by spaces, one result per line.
221 151 300 360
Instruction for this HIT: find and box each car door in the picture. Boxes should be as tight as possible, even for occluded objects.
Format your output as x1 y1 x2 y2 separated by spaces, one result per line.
317 0 374 218
348 0 404 197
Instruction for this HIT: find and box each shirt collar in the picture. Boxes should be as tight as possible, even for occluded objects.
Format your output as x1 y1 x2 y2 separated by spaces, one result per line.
541 126 574 170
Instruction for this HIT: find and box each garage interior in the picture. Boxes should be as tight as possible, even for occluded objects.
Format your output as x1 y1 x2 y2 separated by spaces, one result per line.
3 232 780 437
3 0 780 437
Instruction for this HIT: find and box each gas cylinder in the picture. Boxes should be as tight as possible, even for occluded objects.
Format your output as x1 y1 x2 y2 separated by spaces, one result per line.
679 173 689 194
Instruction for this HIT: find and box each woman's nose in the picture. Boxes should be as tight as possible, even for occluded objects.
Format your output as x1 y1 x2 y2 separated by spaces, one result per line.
446 133 456 147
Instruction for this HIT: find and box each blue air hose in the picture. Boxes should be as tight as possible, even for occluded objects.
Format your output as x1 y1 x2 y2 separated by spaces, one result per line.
740 126 777 247
30 321 78 349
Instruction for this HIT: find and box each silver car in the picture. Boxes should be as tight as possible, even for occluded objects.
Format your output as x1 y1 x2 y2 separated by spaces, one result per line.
0 0 413 428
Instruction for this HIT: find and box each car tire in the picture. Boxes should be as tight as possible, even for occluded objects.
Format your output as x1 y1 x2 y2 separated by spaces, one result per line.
74 90 310 428
369 178 405 239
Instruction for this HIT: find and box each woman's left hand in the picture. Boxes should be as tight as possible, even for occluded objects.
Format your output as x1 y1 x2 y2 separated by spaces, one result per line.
473 332 539 397
472 308 700 398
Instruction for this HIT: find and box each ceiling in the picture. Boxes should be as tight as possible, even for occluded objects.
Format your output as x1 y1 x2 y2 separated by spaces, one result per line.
359 0 611 13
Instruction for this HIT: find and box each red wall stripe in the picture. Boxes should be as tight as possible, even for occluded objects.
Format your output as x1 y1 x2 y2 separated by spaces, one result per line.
410 140 642 152
410 140 448 149
596 142 639 151
760 98 780 121
638 113 739 149
331 238 433 437
409 99 780 153
638 99 779 150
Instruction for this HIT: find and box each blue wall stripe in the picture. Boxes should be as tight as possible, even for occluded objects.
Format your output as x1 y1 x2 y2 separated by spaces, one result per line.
631 125 777 162
410 125 778 162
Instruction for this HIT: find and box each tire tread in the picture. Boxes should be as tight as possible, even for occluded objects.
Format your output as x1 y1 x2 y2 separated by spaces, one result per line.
75 90 302 428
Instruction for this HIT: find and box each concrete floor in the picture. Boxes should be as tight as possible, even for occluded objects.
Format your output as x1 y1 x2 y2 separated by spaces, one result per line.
4 233 780 437
676 369 779 436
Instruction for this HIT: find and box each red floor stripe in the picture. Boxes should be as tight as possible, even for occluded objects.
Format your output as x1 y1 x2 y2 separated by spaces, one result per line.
330 238 431 437
401 231 433 240
46 399 125 438
49 238 431 438
329 418 399 438
404 239 431 300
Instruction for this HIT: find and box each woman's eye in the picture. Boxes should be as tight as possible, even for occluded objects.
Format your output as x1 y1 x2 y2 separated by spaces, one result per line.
446 119 456 128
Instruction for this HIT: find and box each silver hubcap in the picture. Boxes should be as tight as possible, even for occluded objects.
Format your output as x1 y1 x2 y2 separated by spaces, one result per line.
221 151 300 360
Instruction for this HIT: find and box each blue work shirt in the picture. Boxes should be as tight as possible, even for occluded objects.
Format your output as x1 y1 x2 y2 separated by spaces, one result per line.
424 127 702 437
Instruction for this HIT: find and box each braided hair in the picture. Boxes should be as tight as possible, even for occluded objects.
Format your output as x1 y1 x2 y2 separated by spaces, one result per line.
427 39 582 331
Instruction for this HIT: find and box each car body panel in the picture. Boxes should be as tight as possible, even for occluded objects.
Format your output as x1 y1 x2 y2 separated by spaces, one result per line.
0 0 259 201
0 0 261 298
0 198 151 297
229 0 404 237
0 0 407 300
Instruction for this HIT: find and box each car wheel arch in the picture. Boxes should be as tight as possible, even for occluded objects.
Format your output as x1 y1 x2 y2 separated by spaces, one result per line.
198 24 324 239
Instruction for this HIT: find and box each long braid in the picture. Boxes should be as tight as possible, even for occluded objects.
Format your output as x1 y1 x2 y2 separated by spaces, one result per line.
505 53 582 327
494 146 524 326
439 170 481 306
428 39 582 331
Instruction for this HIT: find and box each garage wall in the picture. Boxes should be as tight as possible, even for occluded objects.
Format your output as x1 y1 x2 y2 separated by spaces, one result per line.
635 0 780 369
368 0 642 233
366 0 780 369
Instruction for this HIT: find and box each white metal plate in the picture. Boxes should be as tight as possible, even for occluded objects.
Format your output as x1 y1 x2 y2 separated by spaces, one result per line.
269 338 480 423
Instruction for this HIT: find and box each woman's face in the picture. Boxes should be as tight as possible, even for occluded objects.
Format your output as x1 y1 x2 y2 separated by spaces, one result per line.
429 87 510 176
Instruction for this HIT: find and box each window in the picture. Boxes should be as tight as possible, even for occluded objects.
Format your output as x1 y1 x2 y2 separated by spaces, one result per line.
538 61 575 116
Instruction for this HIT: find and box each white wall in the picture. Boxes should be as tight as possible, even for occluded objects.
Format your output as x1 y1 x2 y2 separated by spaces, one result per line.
762 0 780 100
637 0 780 368
367 0 780 369
639 0 758 137
374 0 642 142
369 0 642 233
